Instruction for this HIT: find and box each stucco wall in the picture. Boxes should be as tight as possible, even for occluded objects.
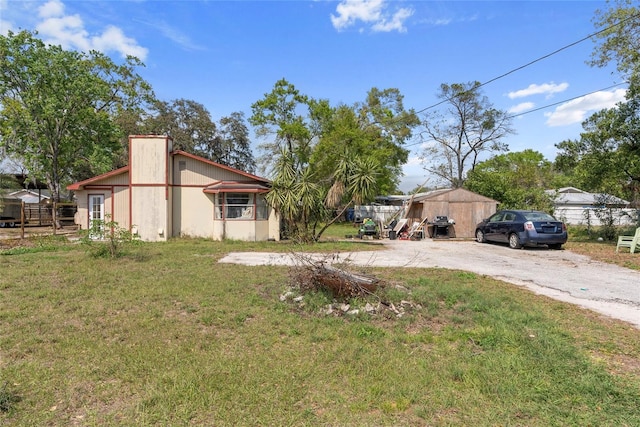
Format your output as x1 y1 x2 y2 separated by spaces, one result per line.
131 186 168 241
130 136 170 185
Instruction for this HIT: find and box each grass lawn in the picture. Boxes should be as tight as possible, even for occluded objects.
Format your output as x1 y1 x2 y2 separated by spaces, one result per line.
1 234 639 426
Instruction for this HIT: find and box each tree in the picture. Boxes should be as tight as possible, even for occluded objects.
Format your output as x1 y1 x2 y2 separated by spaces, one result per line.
210 112 256 174
0 30 154 201
249 79 317 175
312 88 419 195
420 82 514 188
250 80 418 242
465 150 555 211
576 0 640 206
144 98 217 154
554 100 640 203
590 0 640 81
265 148 324 241
117 98 256 173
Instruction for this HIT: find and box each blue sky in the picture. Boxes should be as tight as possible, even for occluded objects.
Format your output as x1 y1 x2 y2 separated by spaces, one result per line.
0 0 627 192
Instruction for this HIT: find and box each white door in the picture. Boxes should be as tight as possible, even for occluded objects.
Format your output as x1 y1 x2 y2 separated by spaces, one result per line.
88 194 105 238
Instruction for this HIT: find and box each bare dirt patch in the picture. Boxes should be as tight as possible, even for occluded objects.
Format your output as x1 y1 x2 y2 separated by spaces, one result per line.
0 225 79 248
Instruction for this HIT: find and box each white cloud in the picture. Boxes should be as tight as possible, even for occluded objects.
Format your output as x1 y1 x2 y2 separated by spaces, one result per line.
137 19 206 52
1 0 19 35
421 13 477 27
508 82 569 99
0 19 15 36
92 26 149 59
331 0 413 33
508 102 535 114
38 0 65 18
34 0 148 60
431 18 452 26
372 7 413 33
544 88 627 127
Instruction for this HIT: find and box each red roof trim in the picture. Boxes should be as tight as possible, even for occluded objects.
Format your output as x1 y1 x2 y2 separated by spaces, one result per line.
67 166 129 191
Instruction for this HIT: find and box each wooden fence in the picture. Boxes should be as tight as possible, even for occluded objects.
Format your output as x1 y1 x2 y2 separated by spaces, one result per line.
0 199 77 238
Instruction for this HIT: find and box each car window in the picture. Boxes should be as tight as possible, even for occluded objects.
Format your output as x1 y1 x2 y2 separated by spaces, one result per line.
503 212 516 222
522 212 556 221
489 213 503 222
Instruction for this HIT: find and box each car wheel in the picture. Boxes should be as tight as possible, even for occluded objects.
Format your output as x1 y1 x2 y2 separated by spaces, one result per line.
548 243 563 250
475 229 486 243
508 233 522 249
8 221 15 228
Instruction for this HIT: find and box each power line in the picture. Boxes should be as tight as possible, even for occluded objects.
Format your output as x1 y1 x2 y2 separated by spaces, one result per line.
415 11 640 115
506 82 627 119
403 81 628 150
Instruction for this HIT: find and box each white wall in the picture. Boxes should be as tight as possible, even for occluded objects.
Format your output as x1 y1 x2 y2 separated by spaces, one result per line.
554 207 637 226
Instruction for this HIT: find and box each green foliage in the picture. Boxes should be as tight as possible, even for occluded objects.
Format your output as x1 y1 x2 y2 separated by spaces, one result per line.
312 88 419 195
0 381 20 412
465 149 555 210
590 0 640 79
80 215 141 258
0 173 20 191
215 112 256 174
249 79 419 242
252 79 418 242
0 30 154 200
265 148 324 242
555 103 640 205
250 78 315 173
562 0 640 206
144 98 217 154
421 81 514 187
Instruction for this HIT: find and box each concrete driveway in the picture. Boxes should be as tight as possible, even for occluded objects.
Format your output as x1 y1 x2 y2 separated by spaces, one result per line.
219 239 640 329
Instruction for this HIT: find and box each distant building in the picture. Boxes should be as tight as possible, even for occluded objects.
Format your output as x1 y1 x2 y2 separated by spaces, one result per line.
9 189 50 204
546 187 636 226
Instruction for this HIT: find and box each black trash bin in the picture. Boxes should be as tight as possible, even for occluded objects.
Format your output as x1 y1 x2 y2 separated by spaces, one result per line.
389 230 397 240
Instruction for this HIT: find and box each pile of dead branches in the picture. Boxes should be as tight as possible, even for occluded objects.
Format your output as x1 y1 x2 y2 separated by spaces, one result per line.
289 253 383 300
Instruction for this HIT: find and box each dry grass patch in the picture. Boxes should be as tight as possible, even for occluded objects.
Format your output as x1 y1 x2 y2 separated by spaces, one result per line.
565 240 640 270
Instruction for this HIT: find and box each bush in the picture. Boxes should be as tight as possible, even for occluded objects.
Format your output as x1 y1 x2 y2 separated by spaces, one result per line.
81 215 141 258
0 381 20 412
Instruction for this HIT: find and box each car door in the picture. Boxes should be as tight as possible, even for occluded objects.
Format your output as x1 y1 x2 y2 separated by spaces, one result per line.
495 211 516 243
484 212 504 242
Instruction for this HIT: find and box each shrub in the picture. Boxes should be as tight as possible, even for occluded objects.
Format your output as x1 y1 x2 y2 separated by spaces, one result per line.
81 215 141 258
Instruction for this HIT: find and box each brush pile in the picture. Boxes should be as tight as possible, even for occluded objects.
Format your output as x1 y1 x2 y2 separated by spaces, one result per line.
289 253 382 299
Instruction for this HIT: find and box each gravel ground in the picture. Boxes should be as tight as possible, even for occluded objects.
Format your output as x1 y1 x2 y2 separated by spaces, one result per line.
219 239 640 329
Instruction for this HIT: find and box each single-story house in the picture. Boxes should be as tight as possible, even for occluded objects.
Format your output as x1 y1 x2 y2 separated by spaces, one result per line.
8 189 50 204
405 188 499 238
546 187 636 226
67 135 280 242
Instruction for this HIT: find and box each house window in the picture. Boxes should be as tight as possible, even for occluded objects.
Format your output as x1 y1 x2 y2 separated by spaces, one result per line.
218 193 254 220
256 195 269 220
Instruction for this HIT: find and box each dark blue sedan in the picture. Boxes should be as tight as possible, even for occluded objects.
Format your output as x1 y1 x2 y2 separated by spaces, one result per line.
475 210 568 249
